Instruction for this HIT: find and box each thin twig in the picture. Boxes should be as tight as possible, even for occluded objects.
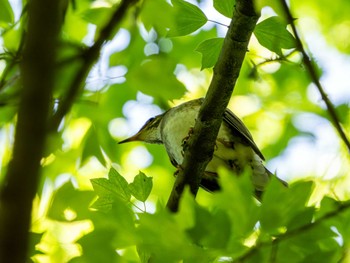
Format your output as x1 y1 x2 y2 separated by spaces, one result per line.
279 0 350 153
233 200 350 262
253 49 298 68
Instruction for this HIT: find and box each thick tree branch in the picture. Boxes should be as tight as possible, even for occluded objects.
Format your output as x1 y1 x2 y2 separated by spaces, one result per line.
279 0 350 153
0 0 63 261
49 0 139 131
166 0 260 212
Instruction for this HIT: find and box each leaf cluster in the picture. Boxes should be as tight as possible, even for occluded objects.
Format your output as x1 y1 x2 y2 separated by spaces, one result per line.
42 169 350 263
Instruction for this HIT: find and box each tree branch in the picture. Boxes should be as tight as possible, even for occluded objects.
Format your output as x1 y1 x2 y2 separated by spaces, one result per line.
0 0 63 261
279 0 350 153
233 200 350 262
49 0 139 131
166 0 260 212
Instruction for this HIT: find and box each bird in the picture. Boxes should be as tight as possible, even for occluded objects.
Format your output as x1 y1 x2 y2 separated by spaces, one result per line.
119 98 287 198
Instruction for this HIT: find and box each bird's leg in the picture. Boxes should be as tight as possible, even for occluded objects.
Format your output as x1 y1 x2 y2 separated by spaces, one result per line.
181 127 194 156
174 164 183 177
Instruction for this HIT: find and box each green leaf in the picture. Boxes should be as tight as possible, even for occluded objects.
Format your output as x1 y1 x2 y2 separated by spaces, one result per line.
137 209 209 262
82 126 106 166
260 179 314 234
70 228 122 263
27 232 45 260
0 0 14 27
80 7 112 27
213 0 235 18
275 222 341 263
214 170 259 242
140 0 174 35
168 0 207 37
48 181 95 221
126 57 186 100
255 0 285 18
128 171 153 202
90 195 116 212
315 196 341 220
254 16 296 55
187 205 231 249
196 37 224 69
91 168 131 210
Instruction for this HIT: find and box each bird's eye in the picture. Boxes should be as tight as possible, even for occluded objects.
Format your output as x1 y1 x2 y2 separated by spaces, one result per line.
139 117 155 130
146 117 155 124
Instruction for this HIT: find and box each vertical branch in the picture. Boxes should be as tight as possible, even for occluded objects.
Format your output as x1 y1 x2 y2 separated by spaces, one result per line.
166 0 260 212
280 0 350 152
0 0 63 262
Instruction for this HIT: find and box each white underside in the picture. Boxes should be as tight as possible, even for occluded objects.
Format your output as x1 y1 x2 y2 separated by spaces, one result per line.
160 103 270 191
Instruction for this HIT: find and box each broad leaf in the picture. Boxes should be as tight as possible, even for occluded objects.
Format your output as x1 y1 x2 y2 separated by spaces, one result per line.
0 0 14 27
80 7 112 27
82 126 106 166
254 16 296 55
168 0 207 37
48 181 95 221
213 0 235 18
27 232 45 261
196 37 224 69
126 57 186 100
128 171 153 202
91 168 131 211
140 0 174 35
255 0 285 18
260 179 314 234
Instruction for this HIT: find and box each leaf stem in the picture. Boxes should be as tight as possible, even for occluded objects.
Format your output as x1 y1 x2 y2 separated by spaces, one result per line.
207 19 229 28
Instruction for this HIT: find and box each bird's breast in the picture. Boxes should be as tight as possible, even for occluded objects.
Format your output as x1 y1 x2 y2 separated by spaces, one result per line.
160 105 198 165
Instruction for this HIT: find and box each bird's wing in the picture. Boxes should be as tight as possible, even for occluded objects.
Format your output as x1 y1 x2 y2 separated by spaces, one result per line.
223 108 265 160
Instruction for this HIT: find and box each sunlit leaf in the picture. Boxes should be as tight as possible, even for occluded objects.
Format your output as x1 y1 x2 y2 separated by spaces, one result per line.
128 171 153 202
213 169 259 255
140 0 174 35
48 181 95 221
213 0 235 18
254 16 296 55
27 232 45 261
70 228 122 262
0 0 14 27
255 0 285 18
137 208 210 262
126 57 186 100
91 168 131 210
196 37 224 69
260 179 314 234
167 0 207 37
82 126 106 166
80 7 112 27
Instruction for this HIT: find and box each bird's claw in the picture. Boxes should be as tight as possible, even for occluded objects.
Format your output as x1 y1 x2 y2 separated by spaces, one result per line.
174 164 183 177
181 127 194 154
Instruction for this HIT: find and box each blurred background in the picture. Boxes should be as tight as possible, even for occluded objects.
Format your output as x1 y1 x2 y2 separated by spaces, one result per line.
0 0 349 261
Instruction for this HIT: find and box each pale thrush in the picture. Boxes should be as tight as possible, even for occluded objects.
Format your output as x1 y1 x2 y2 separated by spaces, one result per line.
119 98 287 197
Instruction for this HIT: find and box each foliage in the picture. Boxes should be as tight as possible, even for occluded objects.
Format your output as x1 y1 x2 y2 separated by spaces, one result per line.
0 0 349 262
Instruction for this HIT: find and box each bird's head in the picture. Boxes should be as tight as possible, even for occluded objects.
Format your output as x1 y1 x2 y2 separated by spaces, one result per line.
118 114 164 144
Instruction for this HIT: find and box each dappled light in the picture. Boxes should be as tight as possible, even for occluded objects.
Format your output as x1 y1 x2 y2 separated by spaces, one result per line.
0 0 349 262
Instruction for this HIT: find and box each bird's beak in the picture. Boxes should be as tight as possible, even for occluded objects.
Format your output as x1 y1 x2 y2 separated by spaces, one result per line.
118 131 143 144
